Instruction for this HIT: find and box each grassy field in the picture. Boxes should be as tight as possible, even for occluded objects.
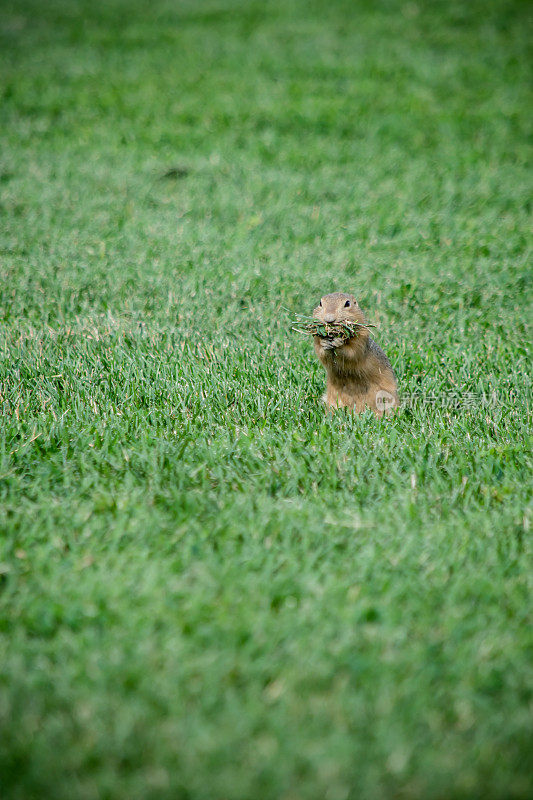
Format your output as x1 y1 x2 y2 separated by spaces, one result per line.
0 0 532 797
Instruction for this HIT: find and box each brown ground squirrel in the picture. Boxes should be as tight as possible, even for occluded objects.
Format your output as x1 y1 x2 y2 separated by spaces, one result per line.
313 292 399 415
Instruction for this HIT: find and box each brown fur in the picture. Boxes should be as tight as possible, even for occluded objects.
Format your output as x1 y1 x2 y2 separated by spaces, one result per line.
312 292 398 416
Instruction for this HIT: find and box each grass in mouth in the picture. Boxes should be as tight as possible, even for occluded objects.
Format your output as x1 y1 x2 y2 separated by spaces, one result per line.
292 314 375 343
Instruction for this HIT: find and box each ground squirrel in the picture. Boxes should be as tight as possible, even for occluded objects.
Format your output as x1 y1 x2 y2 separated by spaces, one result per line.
313 292 399 415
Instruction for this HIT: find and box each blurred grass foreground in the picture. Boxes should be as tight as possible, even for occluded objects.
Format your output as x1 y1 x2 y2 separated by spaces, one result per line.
0 1 532 799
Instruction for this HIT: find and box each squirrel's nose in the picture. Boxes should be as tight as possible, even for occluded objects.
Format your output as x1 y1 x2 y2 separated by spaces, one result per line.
324 314 336 323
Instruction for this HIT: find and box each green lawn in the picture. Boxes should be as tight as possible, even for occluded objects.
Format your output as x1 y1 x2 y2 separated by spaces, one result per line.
0 1 532 798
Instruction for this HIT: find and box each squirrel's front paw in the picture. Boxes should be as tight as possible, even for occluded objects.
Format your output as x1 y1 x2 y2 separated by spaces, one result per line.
321 337 343 350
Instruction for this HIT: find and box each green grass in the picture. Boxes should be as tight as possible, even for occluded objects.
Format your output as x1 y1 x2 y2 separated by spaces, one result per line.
0 0 532 798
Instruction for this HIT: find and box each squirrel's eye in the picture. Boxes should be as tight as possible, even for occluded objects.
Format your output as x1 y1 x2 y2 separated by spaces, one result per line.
319 300 322 307
344 300 351 307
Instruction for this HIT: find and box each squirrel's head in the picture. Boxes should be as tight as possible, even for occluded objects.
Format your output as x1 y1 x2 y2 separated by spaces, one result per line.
313 292 366 326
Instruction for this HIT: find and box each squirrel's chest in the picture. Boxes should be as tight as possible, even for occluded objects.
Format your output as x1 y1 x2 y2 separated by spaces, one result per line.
327 355 373 386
